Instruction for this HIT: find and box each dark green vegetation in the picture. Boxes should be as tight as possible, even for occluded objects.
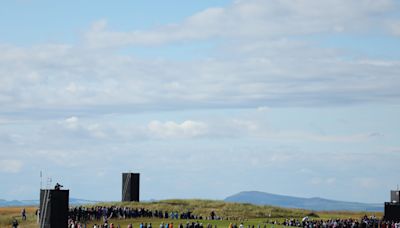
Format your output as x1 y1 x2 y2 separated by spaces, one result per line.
0 199 383 228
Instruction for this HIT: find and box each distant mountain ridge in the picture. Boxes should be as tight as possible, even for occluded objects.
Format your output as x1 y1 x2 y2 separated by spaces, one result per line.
224 191 383 212
1 191 384 212
0 198 98 207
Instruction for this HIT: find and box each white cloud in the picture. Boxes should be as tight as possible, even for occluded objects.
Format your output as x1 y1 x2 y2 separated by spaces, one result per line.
263 131 381 143
60 116 108 139
147 120 208 138
57 115 385 143
84 0 397 48
0 118 12 125
0 160 23 173
257 106 271 112
65 82 86 94
310 177 337 186
33 149 97 167
86 124 107 138
219 118 381 143
355 177 378 189
388 20 400 36
64 116 79 129
0 132 25 145
1 42 398 114
0 0 399 117
233 119 259 130
386 146 400 153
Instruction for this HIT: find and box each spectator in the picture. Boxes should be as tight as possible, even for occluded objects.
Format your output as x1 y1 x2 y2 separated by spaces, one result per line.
12 218 18 228
21 208 26 221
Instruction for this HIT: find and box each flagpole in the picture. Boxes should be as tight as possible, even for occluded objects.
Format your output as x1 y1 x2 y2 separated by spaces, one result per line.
40 171 42 189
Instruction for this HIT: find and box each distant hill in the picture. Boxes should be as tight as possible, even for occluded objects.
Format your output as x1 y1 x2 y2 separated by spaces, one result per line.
0 198 98 207
224 191 383 212
1 192 384 212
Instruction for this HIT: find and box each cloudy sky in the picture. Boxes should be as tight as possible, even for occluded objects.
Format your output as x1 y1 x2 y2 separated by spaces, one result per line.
1 0 400 203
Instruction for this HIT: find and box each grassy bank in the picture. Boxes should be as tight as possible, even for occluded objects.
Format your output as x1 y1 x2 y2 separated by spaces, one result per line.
0 199 382 228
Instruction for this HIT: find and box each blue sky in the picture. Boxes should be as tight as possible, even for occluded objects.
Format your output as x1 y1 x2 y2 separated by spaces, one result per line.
1 0 400 204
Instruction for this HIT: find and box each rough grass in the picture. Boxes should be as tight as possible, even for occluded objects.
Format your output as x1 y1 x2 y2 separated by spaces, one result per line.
0 206 37 228
95 199 307 219
0 199 383 228
94 199 381 220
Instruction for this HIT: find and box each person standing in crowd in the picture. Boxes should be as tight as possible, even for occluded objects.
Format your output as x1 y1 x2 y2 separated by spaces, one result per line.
128 224 133 228
21 208 26 221
12 218 18 228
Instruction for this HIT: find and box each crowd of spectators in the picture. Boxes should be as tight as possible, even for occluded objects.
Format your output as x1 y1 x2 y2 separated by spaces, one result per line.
68 206 204 223
67 219 217 228
66 206 400 228
276 215 400 228
20 205 399 228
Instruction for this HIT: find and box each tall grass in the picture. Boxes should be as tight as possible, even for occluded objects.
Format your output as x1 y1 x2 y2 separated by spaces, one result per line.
0 199 383 228
91 199 381 220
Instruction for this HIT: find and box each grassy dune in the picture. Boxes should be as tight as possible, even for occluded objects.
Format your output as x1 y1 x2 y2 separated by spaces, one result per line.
95 199 382 220
100 199 307 219
0 199 383 228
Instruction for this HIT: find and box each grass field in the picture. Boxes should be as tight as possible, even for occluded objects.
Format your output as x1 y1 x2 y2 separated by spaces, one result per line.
0 199 383 228
0 206 37 228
